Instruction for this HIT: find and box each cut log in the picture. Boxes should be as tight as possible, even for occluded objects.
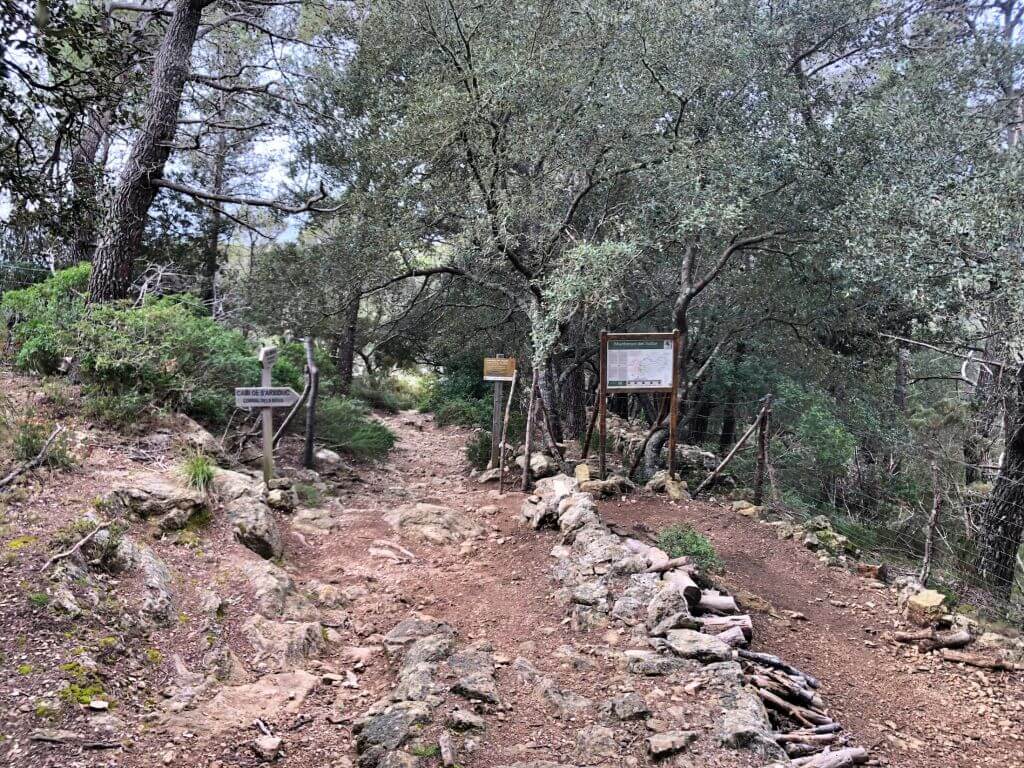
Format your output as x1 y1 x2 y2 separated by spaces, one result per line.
698 590 738 614
791 747 868 767
939 649 1024 671
698 614 753 641
756 688 832 727
893 628 972 653
738 649 821 689
775 731 842 744
746 673 824 711
714 625 748 648
663 568 700 605
647 556 694 574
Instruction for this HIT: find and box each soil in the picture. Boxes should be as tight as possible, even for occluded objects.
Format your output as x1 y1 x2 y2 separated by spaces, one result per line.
1 368 1022 768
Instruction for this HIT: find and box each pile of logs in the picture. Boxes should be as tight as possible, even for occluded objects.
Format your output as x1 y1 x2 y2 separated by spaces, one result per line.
623 539 869 768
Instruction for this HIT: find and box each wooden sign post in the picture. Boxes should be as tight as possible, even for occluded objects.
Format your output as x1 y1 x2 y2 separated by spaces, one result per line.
235 346 299 486
483 356 516 468
599 331 679 480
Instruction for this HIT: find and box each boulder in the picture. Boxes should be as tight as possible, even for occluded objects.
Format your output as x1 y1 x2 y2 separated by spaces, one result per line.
646 731 697 758
904 589 946 627
136 545 174 625
715 674 786 761
315 448 344 469
242 615 325 670
227 497 283 560
108 476 207 532
212 468 261 500
384 503 483 545
449 647 499 704
606 692 649 721
664 629 731 663
580 475 635 498
355 700 432 754
477 467 503 484
266 487 298 513
192 670 318 735
515 452 559 479
623 649 694 677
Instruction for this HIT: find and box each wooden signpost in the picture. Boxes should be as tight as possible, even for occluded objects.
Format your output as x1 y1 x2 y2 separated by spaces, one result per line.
598 331 680 480
235 346 300 485
483 356 516 469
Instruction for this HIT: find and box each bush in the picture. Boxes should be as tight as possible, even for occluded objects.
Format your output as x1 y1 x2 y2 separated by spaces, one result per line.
6 412 74 469
351 378 404 414
434 398 490 428
316 397 395 460
0 263 90 374
656 523 723 572
465 429 492 470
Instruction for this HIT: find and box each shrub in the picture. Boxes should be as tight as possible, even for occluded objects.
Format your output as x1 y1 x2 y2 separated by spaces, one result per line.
434 398 489 428
9 414 74 469
351 378 404 414
0 263 90 374
316 397 395 460
656 523 723 572
182 452 215 492
465 429 492 470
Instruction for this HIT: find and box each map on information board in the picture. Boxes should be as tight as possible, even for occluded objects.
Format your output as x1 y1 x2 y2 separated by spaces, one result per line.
606 338 674 390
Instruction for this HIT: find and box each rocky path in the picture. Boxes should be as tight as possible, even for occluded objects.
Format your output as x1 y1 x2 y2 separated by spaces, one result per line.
1 373 1022 768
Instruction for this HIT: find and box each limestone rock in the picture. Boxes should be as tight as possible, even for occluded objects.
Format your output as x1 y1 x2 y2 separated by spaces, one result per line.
646 730 697 758
355 700 432 754
715 679 786 761
108 476 207 532
515 452 559 479
266 487 298 513
664 629 731 663
449 647 499 704
136 544 174 625
243 615 325 669
384 503 483 544
383 615 454 657
606 691 649 721
579 475 635 498
904 589 946 627
576 724 618 762
192 670 318 734
253 734 282 762
624 650 694 677
227 496 283 560
477 467 503 484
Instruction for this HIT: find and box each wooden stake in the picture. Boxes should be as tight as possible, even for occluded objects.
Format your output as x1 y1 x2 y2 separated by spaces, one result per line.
521 370 538 492
599 331 608 480
669 328 679 479
692 400 770 498
754 394 772 505
919 462 940 585
490 378 504 468
498 369 517 494
302 336 319 470
581 390 600 460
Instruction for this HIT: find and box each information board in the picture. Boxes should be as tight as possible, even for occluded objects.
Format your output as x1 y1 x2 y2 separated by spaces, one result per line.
605 338 674 391
483 357 516 382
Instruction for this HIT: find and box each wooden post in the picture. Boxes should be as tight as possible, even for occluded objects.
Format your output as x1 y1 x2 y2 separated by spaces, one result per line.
490 379 504 468
753 394 772 505
498 369 517 494
692 400 769 498
521 370 538 491
581 398 599 460
259 347 275 486
669 329 680 479
303 337 319 470
599 331 608 480
919 462 941 585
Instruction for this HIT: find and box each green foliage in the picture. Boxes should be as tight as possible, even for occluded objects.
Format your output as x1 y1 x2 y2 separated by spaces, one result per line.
465 429 492 471
316 397 395 459
182 452 215 492
794 405 857 477
351 378 406 414
656 524 723 573
27 592 49 607
9 414 74 469
420 356 492 428
294 483 321 505
0 264 90 374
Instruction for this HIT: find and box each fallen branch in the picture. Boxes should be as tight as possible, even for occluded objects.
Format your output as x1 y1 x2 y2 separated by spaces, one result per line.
791 746 868 767
939 649 1024 671
738 649 821 689
693 403 768 497
0 425 65 489
893 628 972 653
39 521 112 573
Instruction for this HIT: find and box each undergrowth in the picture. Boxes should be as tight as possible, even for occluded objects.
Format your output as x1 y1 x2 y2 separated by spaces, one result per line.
656 523 723 572
182 452 215 492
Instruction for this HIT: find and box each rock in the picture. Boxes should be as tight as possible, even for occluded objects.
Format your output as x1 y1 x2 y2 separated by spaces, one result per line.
537 678 592 717
856 562 889 582
448 707 485 731
243 615 325 669
646 730 697 758
383 615 454 657
571 580 609 608
136 544 174 625
227 496 283 560
355 700 432 754
213 468 262 500
623 649 693 677
478 467 503 484
167 413 225 458
253 734 282 761
715 677 786 761
579 475 635 498
243 560 317 620
30 729 83 744
88 699 109 711
664 629 731 663
606 692 649 721
266 488 298 513
576 724 618 762
189 671 318 734
403 633 455 668
449 648 499 704
904 589 946 627
515 452 559 479
384 503 483 544
108 475 208 532
316 448 344 468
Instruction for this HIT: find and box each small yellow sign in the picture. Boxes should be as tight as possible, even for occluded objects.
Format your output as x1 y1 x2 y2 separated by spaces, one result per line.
483 357 516 381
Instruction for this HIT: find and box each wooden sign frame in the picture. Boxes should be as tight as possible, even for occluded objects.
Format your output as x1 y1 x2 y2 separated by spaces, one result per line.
598 330 680 480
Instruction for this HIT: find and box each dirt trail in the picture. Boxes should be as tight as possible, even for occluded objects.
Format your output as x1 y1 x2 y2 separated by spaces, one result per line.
2 373 1022 768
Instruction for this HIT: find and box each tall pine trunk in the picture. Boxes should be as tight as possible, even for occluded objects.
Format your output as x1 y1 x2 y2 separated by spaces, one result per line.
335 292 361 395
975 362 1024 600
88 0 205 301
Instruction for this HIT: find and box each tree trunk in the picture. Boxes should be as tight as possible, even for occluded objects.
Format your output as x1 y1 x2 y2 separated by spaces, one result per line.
335 291 361 395
974 362 1024 600
202 129 228 307
561 363 587 441
67 108 111 266
87 0 205 301
537 361 564 444
893 341 910 412
685 386 714 445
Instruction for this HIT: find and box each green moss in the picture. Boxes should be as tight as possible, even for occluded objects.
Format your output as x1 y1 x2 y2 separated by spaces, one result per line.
6 535 38 551
59 682 107 706
411 744 441 758
144 648 163 665
17 663 34 675
27 592 49 607
293 483 321 505
34 700 60 719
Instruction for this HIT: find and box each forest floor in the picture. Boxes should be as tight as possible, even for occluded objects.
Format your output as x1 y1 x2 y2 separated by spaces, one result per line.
0 368 1022 768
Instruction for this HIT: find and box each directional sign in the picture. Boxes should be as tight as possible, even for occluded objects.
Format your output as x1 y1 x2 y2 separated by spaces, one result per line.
258 346 278 366
235 387 300 409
